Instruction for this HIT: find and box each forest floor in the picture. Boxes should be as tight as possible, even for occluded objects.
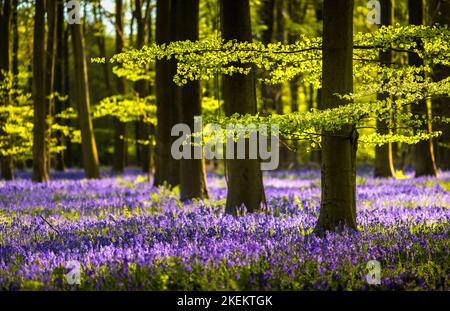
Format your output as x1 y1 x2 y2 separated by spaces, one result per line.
0 168 449 290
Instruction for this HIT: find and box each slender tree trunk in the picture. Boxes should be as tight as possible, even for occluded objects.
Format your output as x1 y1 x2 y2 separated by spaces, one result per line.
428 0 450 170
374 0 395 178
134 0 150 173
45 0 57 173
175 0 209 201
11 0 17 89
0 0 13 180
63 26 73 168
10 0 20 172
54 0 65 171
154 0 180 187
93 3 112 96
221 0 264 214
113 0 127 173
70 22 100 179
259 0 276 112
32 0 49 182
408 0 438 177
316 0 357 232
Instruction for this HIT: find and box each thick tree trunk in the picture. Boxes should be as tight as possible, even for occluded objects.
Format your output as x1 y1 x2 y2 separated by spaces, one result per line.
374 0 395 178
175 0 209 201
154 0 180 187
70 22 100 179
54 0 65 171
316 0 357 232
32 0 49 182
221 0 264 214
408 0 438 177
0 0 13 180
113 0 127 173
428 0 450 170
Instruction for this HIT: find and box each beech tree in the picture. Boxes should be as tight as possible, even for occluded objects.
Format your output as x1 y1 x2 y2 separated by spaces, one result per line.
32 0 48 182
408 0 438 177
428 0 450 170
374 0 395 178
0 0 12 180
70 18 100 179
175 0 208 201
221 0 264 214
315 0 357 231
154 0 179 187
113 0 126 173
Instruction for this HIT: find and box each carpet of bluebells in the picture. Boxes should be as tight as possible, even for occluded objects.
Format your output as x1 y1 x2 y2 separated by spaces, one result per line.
0 168 449 290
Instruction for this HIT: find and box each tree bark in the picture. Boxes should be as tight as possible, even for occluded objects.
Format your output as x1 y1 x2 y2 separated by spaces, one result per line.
0 0 13 180
70 22 100 179
408 0 438 177
113 0 127 173
175 0 209 201
134 0 151 174
63 26 73 168
45 0 57 173
427 0 450 170
54 0 66 171
154 0 180 187
316 0 357 232
32 0 49 182
221 0 264 214
374 0 395 178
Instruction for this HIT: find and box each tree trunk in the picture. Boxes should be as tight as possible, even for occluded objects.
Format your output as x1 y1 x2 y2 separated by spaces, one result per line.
113 0 127 173
428 0 450 170
221 0 264 214
70 22 100 179
54 0 65 171
0 0 13 180
408 0 438 177
45 0 57 173
32 0 49 182
175 0 209 201
259 0 276 112
134 0 150 174
374 0 395 178
316 0 357 232
154 0 180 187
63 26 73 168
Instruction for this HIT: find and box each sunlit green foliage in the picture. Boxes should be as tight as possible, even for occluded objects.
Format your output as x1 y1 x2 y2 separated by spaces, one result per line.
93 25 450 148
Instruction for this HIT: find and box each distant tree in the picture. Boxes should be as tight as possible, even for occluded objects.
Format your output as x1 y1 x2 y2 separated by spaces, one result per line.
134 0 152 174
54 0 66 171
0 0 12 180
316 0 357 232
408 0 438 177
427 0 450 170
70 18 100 178
113 0 127 173
175 0 208 201
221 0 264 214
45 0 57 173
374 0 395 178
